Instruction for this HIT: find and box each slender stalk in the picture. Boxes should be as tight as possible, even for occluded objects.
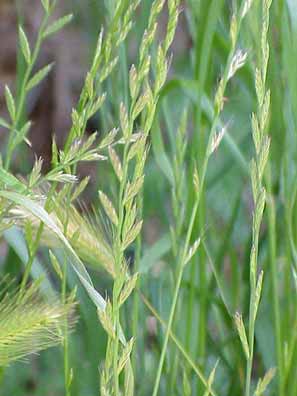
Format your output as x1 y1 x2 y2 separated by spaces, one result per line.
186 0 224 360
62 260 71 396
266 165 284 395
152 196 201 396
152 2 252 394
131 204 142 370
5 8 52 170
19 223 45 294
139 291 216 396
112 143 130 396
19 182 57 295
245 1 272 395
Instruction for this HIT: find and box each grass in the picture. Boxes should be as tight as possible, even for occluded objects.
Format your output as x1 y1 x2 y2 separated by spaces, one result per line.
0 0 296 395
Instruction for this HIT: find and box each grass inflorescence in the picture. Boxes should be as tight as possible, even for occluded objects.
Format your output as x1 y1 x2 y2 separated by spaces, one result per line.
0 0 296 395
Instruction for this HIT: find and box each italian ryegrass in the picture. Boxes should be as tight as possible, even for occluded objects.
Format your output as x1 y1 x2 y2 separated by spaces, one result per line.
234 1 275 396
152 1 252 395
98 1 180 395
0 1 137 394
0 0 295 395
0 4 77 393
1 1 72 171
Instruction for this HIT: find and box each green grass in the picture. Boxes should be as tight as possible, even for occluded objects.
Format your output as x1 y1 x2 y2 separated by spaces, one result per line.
0 0 296 395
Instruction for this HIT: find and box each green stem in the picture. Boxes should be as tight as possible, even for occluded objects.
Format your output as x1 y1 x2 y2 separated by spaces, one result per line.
19 222 45 294
152 61 239 391
152 194 201 396
186 0 244 358
5 11 50 170
112 142 130 396
131 208 142 371
19 182 57 295
140 291 216 396
62 259 71 396
266 166 283 395
245 283 256 396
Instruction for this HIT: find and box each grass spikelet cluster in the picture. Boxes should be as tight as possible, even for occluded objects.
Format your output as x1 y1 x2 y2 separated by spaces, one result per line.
233 1 275 395
0 0 296 394
0 280 76 366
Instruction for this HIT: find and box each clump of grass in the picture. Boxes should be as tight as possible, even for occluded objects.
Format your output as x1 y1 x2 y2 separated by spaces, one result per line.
0 0 296 395
97 1 181 394
1 0 180 394
152 1 252 394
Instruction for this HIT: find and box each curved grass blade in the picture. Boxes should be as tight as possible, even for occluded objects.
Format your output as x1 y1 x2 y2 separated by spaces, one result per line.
0 190 106 312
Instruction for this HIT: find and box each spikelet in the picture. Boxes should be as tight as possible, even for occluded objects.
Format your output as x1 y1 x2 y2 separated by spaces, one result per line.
0 280 76 366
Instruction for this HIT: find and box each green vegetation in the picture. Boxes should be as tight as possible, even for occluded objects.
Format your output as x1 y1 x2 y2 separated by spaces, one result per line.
0 0 296 395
